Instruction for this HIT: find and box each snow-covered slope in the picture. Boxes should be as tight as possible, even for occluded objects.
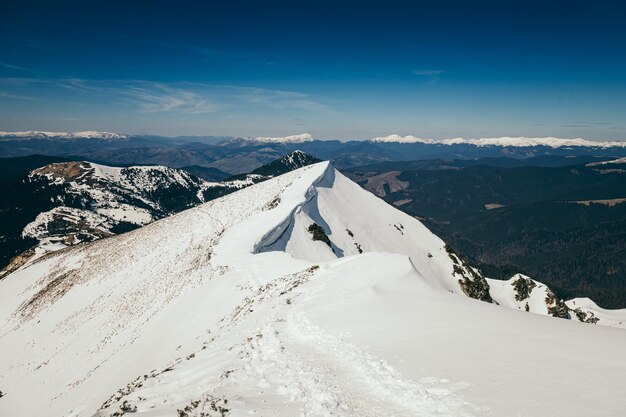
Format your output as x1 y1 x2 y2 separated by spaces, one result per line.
566 297 626 328
19 161 212 258
1 162 625 417
253 164 486 297
1 153 323 279
0 131 127 140
371 134 626 148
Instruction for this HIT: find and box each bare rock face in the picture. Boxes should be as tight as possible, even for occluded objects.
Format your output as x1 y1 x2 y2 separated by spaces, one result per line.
572 307 600 324
545 289 571 319
513 276 536 301
446 244 493 303
31 161 92 181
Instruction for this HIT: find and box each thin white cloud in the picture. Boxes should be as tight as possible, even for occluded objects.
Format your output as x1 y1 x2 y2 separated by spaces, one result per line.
0 91 39 101
122 83 218 114
0 77 334 115
0 62 35 72
63 79 332 113
228 86 333 112
59 79 220 114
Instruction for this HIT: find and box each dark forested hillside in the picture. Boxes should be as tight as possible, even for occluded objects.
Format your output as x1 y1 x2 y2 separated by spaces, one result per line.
346 158 626 308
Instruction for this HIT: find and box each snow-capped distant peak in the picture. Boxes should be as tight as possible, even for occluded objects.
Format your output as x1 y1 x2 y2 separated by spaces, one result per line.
236 133 314 144
458 136 626 148
0 130 128 140
369 134 626 148
370 134 436 144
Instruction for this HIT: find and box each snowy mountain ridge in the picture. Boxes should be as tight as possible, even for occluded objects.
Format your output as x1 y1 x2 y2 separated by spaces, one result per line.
0 131 128 140
0 152 322 278
371 134 626 148
1 162 625 417
10 161 211 269
232 133 314 144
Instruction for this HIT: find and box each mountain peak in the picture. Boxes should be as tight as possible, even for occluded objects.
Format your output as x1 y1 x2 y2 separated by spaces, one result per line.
250 151 322 177
279 150 320 166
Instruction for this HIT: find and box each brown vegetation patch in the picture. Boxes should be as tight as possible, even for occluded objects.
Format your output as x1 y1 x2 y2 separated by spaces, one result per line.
0 247 36 279
33 161 92 181
364 171 409 197
484 203 506 210
18 268 82 320
392 199 412 206
568 198 626 207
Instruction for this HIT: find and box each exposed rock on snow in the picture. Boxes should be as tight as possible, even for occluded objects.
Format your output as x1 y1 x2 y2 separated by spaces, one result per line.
445 245 492 303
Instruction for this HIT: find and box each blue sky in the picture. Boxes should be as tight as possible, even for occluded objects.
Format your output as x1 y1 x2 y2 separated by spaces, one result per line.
1 0 625 140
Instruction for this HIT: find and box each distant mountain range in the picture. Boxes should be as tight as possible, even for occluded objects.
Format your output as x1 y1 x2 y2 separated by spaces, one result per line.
4 130 625 148
0 130 128 140
2 131 626 174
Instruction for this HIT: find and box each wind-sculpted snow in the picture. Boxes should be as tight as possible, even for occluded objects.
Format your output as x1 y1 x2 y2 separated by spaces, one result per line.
93 256 477 417
1 162 626 417
255 163 476 294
